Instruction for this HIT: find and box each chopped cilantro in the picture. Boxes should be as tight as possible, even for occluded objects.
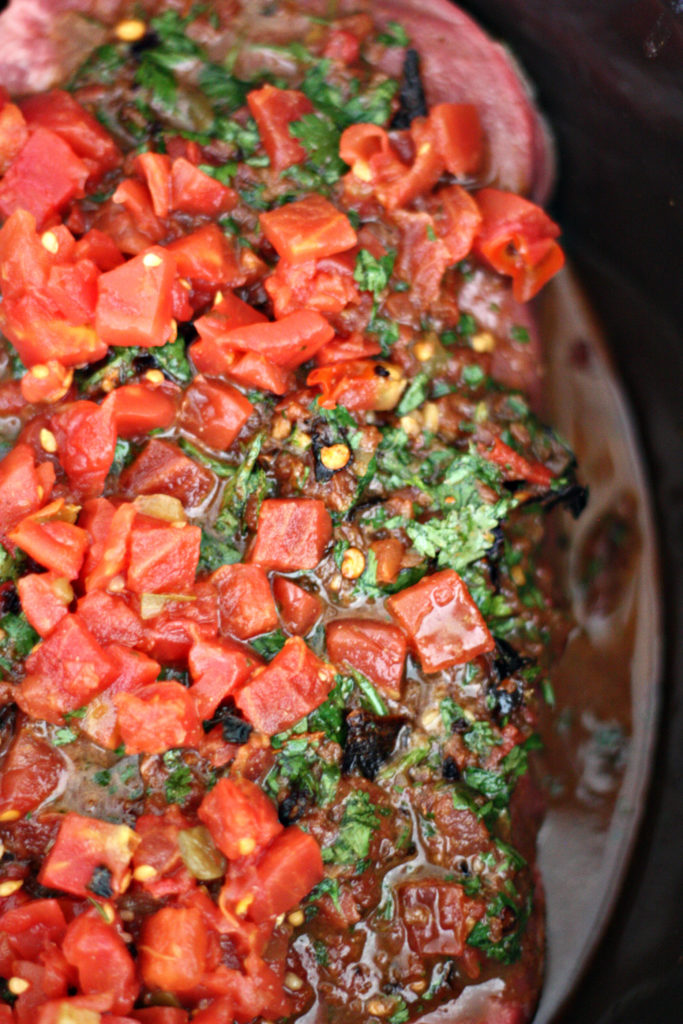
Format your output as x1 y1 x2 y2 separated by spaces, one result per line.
0 612 39 673
463 721 501 758
396 371 429 416
53 727 78 747
467 892 532 964
322 790 380 865
308 674 354 744
366 305 400 355
354 249 396 297
462 363 486 388
308 876 342 913
250 629 288 659
377 21 411 47
290 113 346 184
197 529 240 573
510 324 530 344
457 312 477 338
151 336 193 384
163 749 193 805
388 998 410 1024
94 769 112 787
198 63 249 111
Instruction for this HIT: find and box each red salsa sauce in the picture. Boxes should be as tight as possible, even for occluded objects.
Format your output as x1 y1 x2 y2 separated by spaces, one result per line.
0 4 581 1023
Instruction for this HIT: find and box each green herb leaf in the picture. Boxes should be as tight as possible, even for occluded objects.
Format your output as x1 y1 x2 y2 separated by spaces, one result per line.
396 371 429 416
354 249 395 298
322 790 381 865
377 21 410 47
290 113 346 185
53 727 78 747
250 630 288 659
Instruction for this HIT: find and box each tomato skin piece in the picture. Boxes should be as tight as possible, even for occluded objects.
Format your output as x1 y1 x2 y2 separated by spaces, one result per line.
17 613 118 723
325 617 407 699
0 731 63 820
272 576 322 636
120 439 215 509
434 183 483 262
260 194 357 263
236 636 335 735
0 127 88 229
0 442 54 540
135 151 172 217
140 906 208 995
250 498 333 572
115 681 202 754
198 777 282 861
105 178 166 254
478 437 553 488
20 90 122 183
370 537 404 585
127 517 201 595
179 376 253 451
473 187 565 301
397 880 485 956
314 331 382 366
96 247 176 348
8 510 89 580
166 224 244 287
386 569 495 673
247 84 313 172
62 909 139 1014
51 398 116 498
307 359 407 412
17 571 71 637
38 811 141 899
246 827 324 923
104 383 178 439
213 563 279 641
79 499 135 593
429 102 483 176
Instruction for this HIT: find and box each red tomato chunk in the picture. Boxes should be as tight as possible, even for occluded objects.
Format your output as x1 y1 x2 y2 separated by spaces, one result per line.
386 569 495 672
38 811 140 899
250 498 332 572
236 636 335 734
213 563 279 640
272 576 322 636
325 617 407 699
198 777 282 861
260 194 357 263
397 880 485 956
127 517 201 595
96 247 176 348
179 375 253 450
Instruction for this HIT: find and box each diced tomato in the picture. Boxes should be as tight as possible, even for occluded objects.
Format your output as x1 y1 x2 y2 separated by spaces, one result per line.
325 617 407 699
307 359 406 412
386 569 494 673
62 909 139 1014
393 208 455 307
8 504 90 580
224 351 294 395
17 613 118 723
375 117 445 211
0 97 28 174
339 123 408 187
0 128 88 229
194 291 268 349
127 517 201 595
428 103 483 177
179 376 253 450
0 208 51 299
0 290 106 368
96 247 176 348
17 571 72 637
397 880 485 955
20 90 121 183
213 563 279 640
39 811 141 899
188 635 259 720
272 576 322 636
199 309 335 372
77 590 145 647
198 777 282 861
45 257 98 324
246 827 324 923
265 253 359 318
105 178 165 253
323 28 361 64
478 437 553 488
370 537 404 585
135 151 172 218
473 188 565 301
166 224 244 287
115 681 202 754
0 376 27 417
81 500 136 592
74 228 124 271
131 1010 189 1024
433 183 483 263
236 636 335 734
171 157 237 216
120 439 215 509
0 899 66 962
246 84 313 172
250 499 332 572
314 332 382 366
140 906 208 993
105 382 178 439
0 732 63 821
260 195 357 263
0 443 54 540
80 645 161 750
20 360 73 405
51 398 116 498
132 809 195 901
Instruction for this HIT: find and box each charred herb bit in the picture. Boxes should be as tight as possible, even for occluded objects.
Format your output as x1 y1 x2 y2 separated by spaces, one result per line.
265 736 340 809
278 789 309 827
391 48 427 129
493 636 528 681
87 865 114 900
201 705 253 744
341 710 404 780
